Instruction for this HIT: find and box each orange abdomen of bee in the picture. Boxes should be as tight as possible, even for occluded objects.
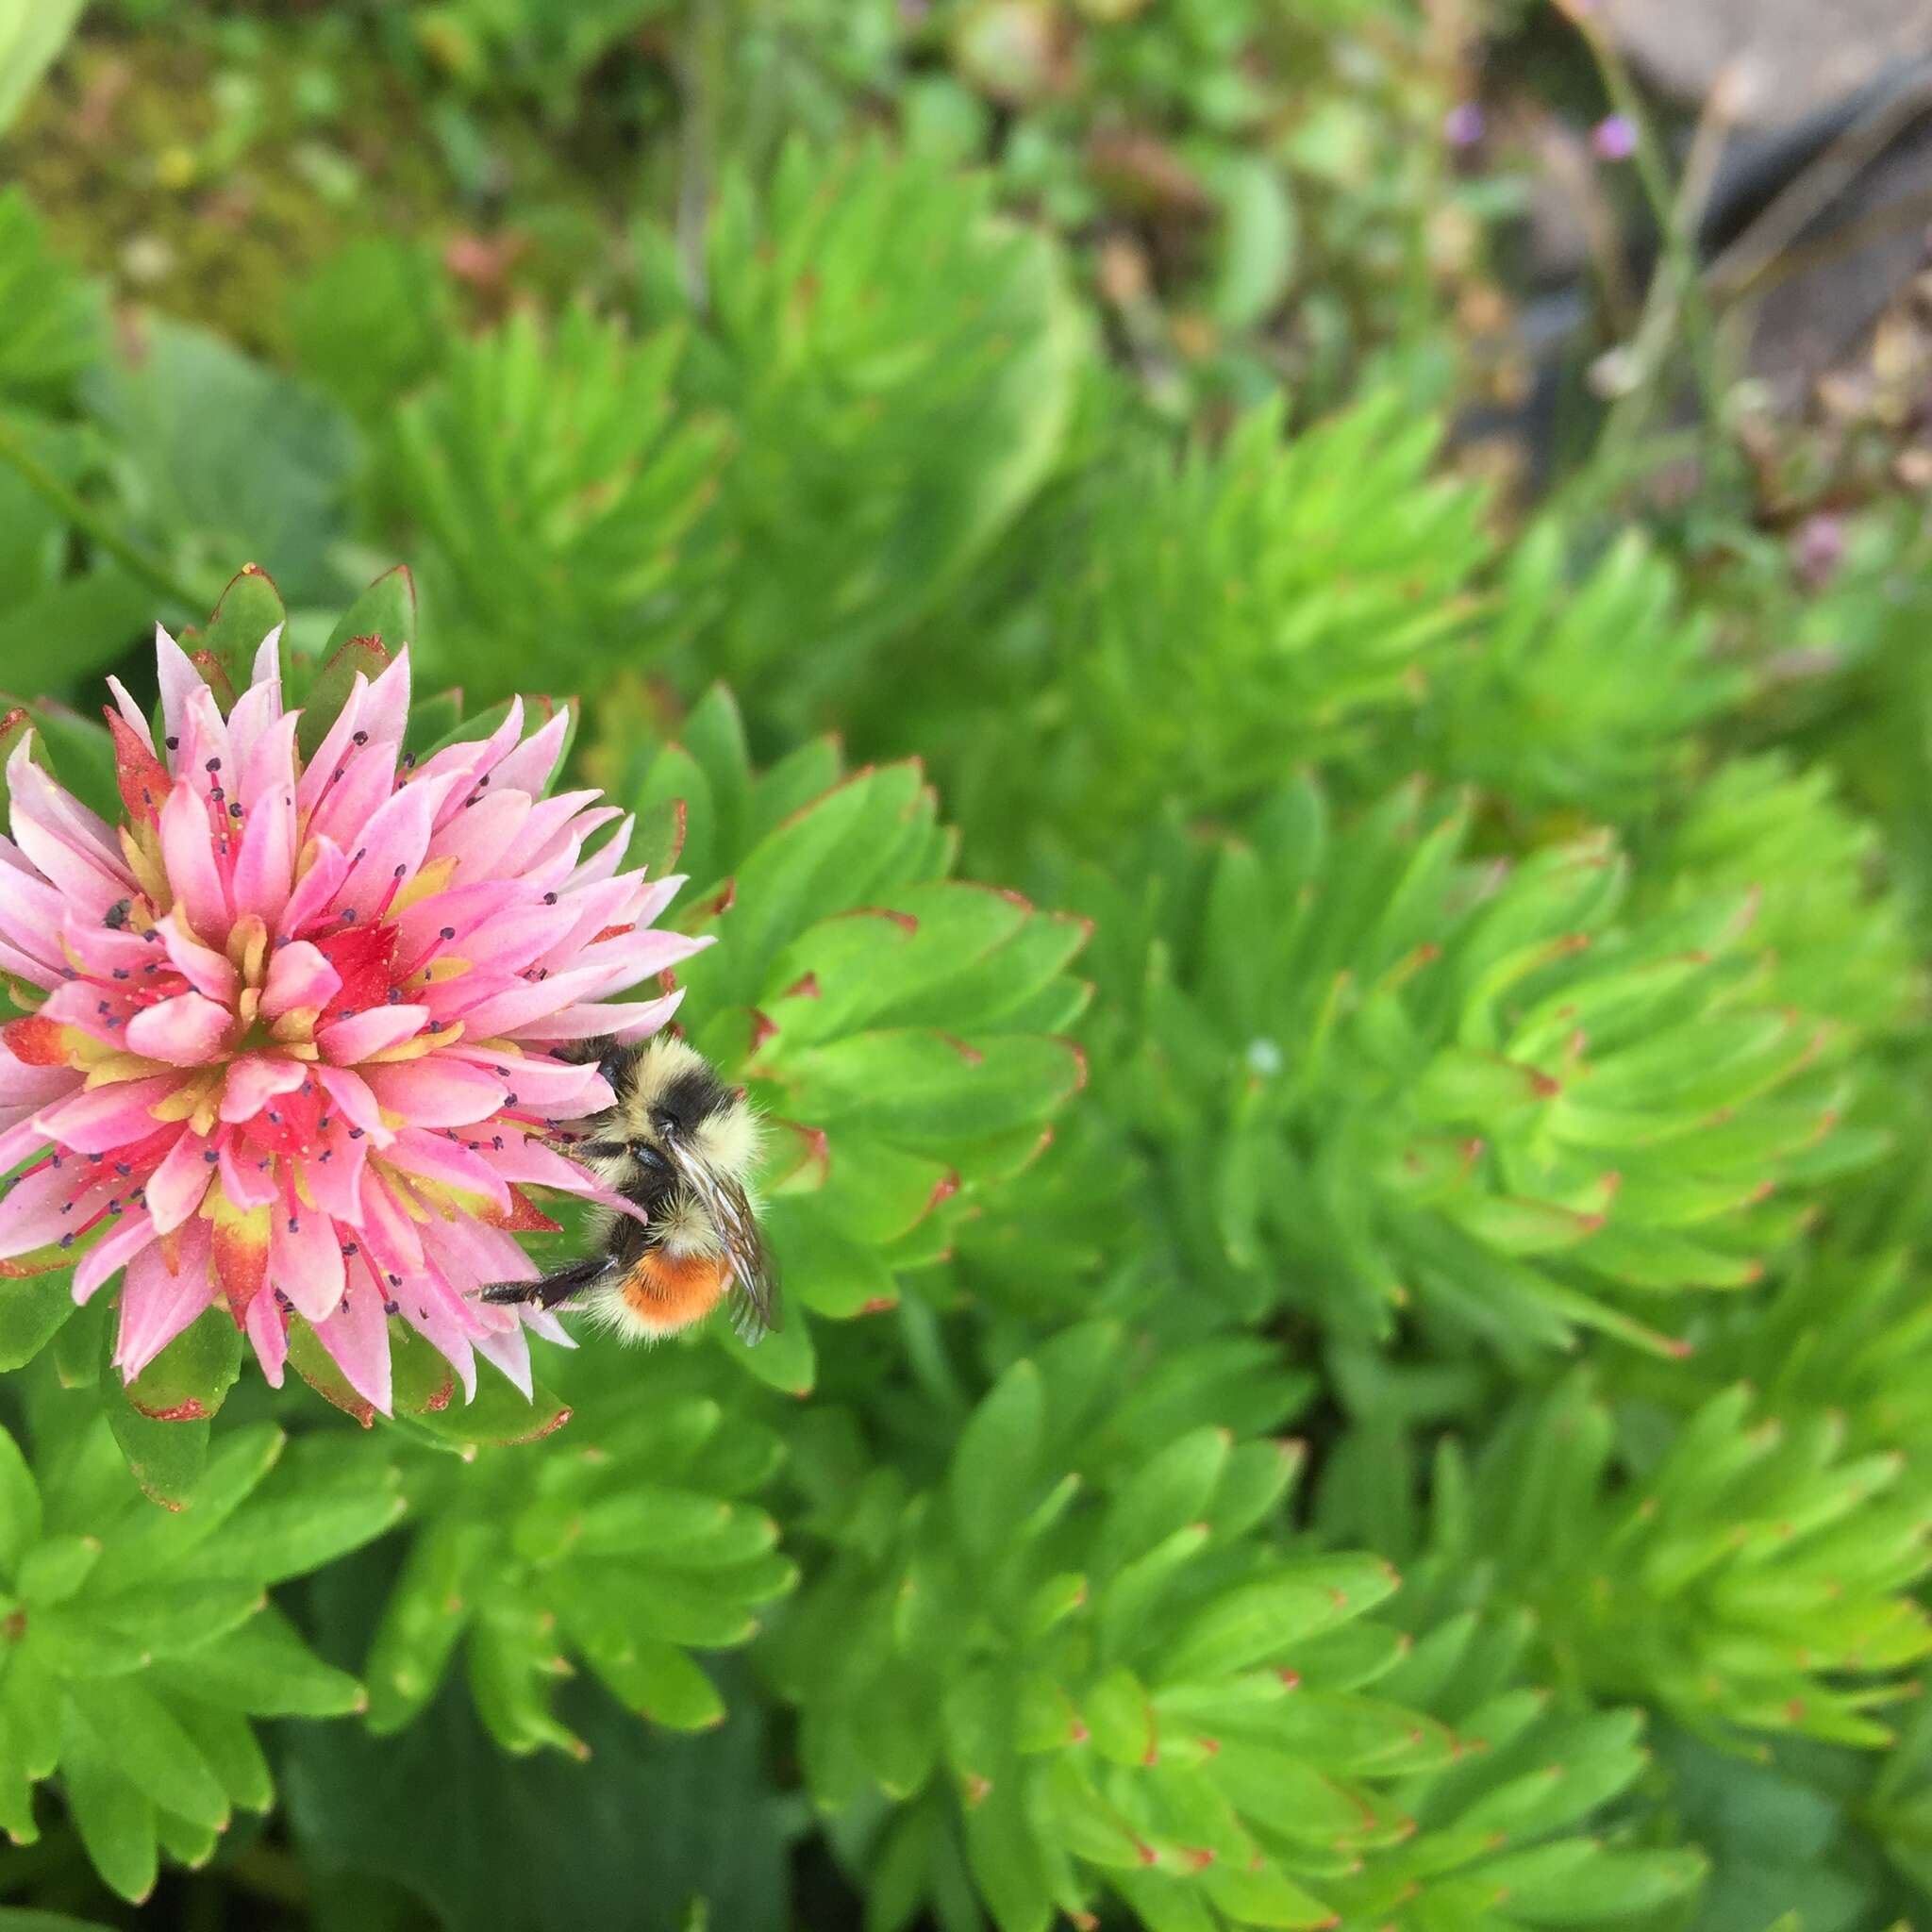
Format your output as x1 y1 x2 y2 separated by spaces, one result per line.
619 1250 733 1336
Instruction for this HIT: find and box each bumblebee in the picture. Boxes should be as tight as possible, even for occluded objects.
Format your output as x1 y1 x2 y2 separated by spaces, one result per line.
481 1035 778 1344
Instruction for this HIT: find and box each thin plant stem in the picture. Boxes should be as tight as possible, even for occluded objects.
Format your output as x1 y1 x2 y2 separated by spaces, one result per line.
1559 3 1744 496
0 415 202 614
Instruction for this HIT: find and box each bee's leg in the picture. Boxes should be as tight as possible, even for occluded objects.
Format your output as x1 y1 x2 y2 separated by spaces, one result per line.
478 1257 608 1309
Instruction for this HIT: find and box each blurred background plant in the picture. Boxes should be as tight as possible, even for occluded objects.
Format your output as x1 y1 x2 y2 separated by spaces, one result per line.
4 0 1932 1927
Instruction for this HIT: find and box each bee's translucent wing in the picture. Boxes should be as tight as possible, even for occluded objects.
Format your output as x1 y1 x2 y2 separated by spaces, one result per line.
671 1147 780 1342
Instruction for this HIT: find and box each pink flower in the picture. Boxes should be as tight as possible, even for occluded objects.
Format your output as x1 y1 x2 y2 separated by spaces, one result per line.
0 625 705 1415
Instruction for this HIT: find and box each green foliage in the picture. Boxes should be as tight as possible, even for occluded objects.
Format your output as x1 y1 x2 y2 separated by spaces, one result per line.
991 393 1491 835
287 236 453 425
1073 774 1888 1356
410 0 679 120
4 9 1932 1930
392 310 727 702
599 683 1091 1392
284 1658 791 1932
364 1374 791 1757
1643 752 1921 1038
1339 1372 1932 1753
0 1407 396 1900
83 313 358 607
0 190 103 406
777 1326 1702 1932
1426 524 1744 822
0 2 86 138
650 139 1085 720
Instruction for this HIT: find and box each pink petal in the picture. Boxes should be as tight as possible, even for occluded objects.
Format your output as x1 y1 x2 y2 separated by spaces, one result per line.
472 1320 532 1400
158 781 231 944
568 927 712 1001
58 916 158 983
33 1075 180 1154
0 1162 83 1257
251 624 285 699
158 909 240 1005
358 649 412 753
106 675 154 752
450 959 620 1041
431 791 530 882
446 1048 608 1115
0 933 55 991
241 711 299 814
144 1128 214 1235
8 741 125 874
518 987 685 1047
220 1141 279 1209
441 904 549 981
392 880 524 967
482 1136 647 1224
9 757 128 918
268 1203 344 1322
411 970 508 1029
425 1211 532 1290
308 750 396 857
259 941 341 1020
38 979 136 1052
0 1052 81 1110
316 1066 391 1144
400 1291 477 1402
125 991 235 1066
571 815 635 888
155 627 203 769
357 1170 425 1274
114 1223 214 1381
602 988 687 1041
498 790 599 878
486 708 571 801
521 1305 575 1349
312 1278 392 1417
74 1209 158 1304
176 686 234 816
228 675 282 777
517 808 625 890
231 782 296 928
301 1133 368 1220
0 846 73 974
244 1288 287 1386
332 772 461 924
279 836 348 940
0 1117 47 1170
537 874 648 964
383 1129 510 1212
362 1058 508 1129
318 1006 429 1064
219 1054 308 1124
295 675 368 813
411 697 523 824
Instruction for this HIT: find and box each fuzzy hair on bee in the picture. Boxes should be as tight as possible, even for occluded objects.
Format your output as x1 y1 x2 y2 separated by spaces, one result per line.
478 1033 779 1344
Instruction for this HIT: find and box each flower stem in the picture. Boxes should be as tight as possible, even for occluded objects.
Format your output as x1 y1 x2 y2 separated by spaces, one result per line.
1563 3 1745 498
0 415 204 615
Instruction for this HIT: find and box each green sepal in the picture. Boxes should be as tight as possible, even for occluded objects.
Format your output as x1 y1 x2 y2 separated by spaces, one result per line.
294 631 393 760
0 1268 75 1374
100 1334 208 1512
283 1320 378 1428
122 1307 243 1424
319 564 417 667
398 1367 573 1455
183 564 286 700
